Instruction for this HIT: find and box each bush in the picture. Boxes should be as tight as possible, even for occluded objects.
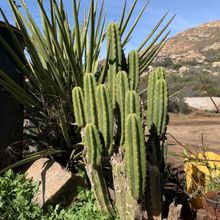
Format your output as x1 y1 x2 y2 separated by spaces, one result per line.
0 170 43 220
168 97 191 114
0 170 115 220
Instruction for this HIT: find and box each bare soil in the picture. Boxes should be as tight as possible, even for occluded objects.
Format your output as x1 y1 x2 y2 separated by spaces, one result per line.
166 112 220 160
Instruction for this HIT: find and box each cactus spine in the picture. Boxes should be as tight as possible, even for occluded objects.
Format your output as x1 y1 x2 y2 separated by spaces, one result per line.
128 50 140 92
125 113 146 200
107 22 123 108
72 87 85 127
84 73 98 125
96 84 113 154
116 71 129 145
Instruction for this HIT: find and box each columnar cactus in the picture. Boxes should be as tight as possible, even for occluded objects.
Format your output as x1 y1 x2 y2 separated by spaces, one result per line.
154 79 168 136
125 113 146 200
84 73 98 125
146 67 168 136
145 67 168 220
72 87 85 127
116 71 129 145
84 123 114 214
84 123 102 166
72 20 169 219
128 50 140 92
125 90 141 118
107 22 123 108
96 84 113 154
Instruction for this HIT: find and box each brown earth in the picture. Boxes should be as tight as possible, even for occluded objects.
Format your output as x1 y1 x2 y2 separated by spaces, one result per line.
166 112 220 161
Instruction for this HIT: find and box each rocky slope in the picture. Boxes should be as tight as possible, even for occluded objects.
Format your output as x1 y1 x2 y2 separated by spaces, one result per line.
158 20 220 66
148 20 220 102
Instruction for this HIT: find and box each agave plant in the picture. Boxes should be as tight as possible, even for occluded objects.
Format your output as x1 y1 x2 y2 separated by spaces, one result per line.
0 0 173 171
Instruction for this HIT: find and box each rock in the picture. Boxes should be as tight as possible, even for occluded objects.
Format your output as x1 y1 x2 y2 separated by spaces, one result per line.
212 72 219 76
167 69 177 74
196 209 209 220
167 201 182 220
184 97 220 112
179 66 189 74
202 69 212 74
25 158 84 207
212 61 220 68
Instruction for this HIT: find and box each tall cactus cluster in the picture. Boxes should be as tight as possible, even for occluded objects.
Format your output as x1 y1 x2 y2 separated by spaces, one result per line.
72 22 169 220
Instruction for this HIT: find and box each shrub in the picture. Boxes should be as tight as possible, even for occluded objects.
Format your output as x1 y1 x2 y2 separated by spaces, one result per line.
0 170 115 220
0 170 43 220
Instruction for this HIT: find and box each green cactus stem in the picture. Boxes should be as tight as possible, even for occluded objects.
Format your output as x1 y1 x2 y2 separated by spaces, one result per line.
116 71 129 145
72 86 85 127
83 73 98 126
125 113 146 200
154 79 168 136
84 123 114 215
128 50 140 91
146 67 168 136
96 84 113 154
125 90 140 118
107 22 123 108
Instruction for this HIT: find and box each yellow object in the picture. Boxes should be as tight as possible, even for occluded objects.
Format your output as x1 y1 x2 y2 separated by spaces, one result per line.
184 151 220 209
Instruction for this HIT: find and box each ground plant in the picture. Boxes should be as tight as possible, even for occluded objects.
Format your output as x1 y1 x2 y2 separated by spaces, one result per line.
0 170 114 220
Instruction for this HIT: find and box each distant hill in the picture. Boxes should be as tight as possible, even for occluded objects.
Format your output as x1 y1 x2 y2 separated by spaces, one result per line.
139 21 220 112
148 21 220 99
158 20 220 65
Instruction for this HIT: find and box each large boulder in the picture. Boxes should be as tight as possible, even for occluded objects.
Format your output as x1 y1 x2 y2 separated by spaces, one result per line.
25 158 84 207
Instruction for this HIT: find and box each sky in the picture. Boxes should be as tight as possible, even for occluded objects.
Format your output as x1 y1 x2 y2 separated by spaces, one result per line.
0 0 220 53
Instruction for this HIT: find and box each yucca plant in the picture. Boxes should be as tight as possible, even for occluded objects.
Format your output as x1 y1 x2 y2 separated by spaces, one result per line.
0 0 173 172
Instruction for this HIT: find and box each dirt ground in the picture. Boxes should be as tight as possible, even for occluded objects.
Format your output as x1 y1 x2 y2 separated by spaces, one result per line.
166 112 220 161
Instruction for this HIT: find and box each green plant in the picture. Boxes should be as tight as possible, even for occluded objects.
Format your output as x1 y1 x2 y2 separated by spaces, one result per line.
0 0 172 172
0 170 43 220
73 57 169 220
0 170 116 220
145 67 168 219
44 189 117 220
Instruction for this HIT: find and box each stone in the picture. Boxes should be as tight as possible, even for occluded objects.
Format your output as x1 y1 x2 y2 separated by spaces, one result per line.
212 61 220 68
179 66 189 74
196 209 209 220
167 201 182 220
212 72 219 76
202 69 212 74
25 158 84 207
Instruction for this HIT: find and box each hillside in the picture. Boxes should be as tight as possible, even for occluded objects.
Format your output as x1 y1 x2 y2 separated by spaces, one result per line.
147 21 220 110
159 20 220 64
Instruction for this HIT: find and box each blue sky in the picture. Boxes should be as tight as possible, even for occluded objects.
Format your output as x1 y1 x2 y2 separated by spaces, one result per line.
0 0 220 52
